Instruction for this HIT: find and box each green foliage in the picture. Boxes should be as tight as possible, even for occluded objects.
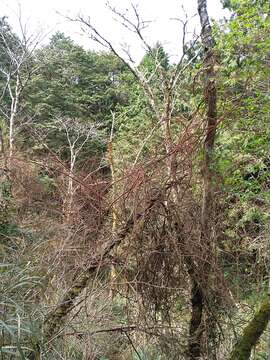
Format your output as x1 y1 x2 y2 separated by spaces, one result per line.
113 44 172 166
0 1 270 358
23 32 128 161
27 32 124 123
0 175 17 245
37 174 57 195
214 1 270 316
0 255 43 358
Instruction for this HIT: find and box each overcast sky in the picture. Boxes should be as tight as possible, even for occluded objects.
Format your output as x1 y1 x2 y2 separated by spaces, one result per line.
0 0 229 62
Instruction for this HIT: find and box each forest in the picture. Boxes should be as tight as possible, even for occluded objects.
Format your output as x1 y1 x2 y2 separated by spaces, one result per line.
0 0 270 359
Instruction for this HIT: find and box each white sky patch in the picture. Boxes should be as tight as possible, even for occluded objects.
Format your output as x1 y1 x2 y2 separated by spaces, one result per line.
0 0 230 62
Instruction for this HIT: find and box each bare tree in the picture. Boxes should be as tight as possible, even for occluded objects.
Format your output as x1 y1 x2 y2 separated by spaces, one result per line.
72 4 200 181
0 14 40 165
39 4 224 359
55 118 97 223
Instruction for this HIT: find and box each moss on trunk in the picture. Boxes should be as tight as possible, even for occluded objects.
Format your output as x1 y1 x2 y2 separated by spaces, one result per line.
230 294 270 360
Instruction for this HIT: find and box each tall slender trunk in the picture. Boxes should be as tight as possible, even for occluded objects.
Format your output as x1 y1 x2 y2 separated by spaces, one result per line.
8 73 20 166
65 153 76 223
9 107 15 160
107 114 117 298
188 1 217 358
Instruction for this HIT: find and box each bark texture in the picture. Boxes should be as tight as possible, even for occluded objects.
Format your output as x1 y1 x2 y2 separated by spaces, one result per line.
188 275 204 359
188 1 217 358
230 295 270 360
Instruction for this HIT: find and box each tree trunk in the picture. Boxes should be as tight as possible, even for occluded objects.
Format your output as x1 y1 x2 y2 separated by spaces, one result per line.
188 1 218 358
8 73 20 164
65 155 75 223
230 295 270 360
42 189 163 343
43 221 131 341
187 268 204 359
